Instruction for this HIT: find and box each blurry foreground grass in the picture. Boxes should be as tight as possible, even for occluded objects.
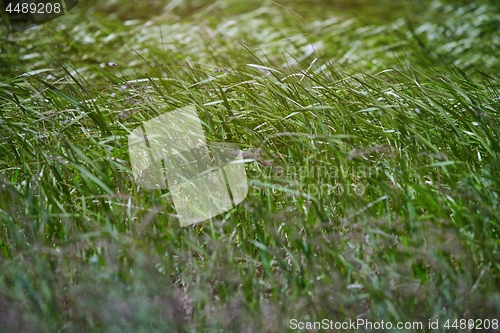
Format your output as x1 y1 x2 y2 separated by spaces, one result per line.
0 0 499 331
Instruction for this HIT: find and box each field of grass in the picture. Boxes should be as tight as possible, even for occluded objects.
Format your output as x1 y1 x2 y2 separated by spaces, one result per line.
1 0 499 331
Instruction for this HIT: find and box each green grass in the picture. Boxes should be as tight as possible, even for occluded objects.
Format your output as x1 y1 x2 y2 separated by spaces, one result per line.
1 0 499 331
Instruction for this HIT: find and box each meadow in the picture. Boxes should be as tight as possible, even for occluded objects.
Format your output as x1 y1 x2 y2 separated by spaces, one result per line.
0 0 499 331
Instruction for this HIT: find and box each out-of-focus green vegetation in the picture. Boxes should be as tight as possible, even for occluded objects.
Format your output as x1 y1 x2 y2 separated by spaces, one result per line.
0 0 499 331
